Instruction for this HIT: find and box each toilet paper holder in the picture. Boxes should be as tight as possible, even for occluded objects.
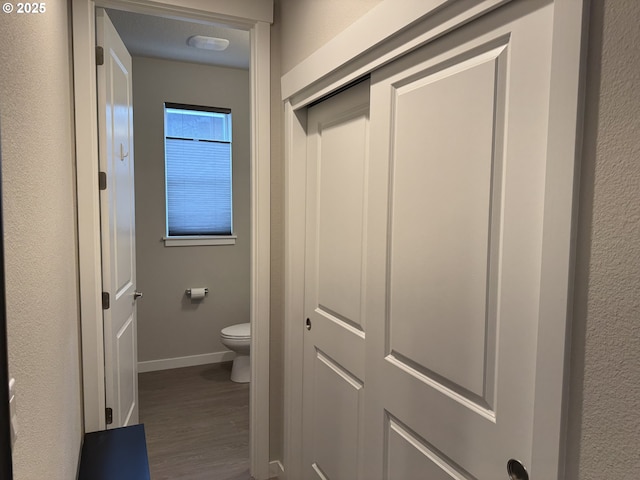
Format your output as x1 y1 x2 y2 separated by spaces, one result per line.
185 288 209 297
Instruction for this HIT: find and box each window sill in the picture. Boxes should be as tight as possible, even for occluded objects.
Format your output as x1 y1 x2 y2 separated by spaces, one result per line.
163 235 237 247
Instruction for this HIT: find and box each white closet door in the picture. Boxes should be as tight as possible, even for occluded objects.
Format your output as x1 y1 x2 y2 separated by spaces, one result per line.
302 80 370 480
364 1 555 478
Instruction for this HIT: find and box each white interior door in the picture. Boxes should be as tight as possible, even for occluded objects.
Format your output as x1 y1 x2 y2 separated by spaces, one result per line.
96 8 139 429
302 81 370 479
364 2 555 478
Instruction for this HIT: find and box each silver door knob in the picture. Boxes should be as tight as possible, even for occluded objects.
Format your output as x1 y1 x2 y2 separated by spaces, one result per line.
134 291 143 300
507 459 528 480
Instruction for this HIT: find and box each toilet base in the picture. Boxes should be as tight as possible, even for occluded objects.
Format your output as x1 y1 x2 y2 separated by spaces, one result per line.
230 353 250 383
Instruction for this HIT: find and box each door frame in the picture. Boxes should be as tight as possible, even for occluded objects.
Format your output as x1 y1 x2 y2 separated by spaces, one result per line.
71 1 272 479
282 0 588 478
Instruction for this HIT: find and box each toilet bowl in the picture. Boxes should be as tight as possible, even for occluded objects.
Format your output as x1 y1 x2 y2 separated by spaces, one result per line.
220 323 250 383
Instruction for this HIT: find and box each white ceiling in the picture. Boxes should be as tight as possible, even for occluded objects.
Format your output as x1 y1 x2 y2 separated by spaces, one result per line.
106 9 250 69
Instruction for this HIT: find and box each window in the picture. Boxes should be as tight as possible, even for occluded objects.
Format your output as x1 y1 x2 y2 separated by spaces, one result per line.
164 103 235 246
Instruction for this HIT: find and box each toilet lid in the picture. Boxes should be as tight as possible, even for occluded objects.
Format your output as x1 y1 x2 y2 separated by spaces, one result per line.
221 322 250 339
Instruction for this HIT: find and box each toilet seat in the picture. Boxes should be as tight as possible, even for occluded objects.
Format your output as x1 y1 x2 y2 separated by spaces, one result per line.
221 322 250 340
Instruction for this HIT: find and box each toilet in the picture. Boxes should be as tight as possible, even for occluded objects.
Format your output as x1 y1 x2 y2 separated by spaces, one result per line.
220 323 251 383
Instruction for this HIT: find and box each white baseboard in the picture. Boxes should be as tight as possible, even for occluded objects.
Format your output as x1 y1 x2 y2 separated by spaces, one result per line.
138 351 235 373
269 460 284 479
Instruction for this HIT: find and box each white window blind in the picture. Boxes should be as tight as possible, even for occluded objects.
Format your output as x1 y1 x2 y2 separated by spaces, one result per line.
164 104 232 237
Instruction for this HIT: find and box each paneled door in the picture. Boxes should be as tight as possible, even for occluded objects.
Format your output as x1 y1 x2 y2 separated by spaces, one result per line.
96 8 139 428
364 1 557 478
302 80 370 480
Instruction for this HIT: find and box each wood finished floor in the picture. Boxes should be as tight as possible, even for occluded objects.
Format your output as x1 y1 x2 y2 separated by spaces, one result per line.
139 362 251 480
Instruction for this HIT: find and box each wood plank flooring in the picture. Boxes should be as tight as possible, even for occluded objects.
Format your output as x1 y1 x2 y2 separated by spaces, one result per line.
139 362 250 480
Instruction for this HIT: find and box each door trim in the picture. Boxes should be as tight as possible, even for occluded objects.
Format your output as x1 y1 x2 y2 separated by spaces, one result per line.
283 0 588 478
71 1 272 479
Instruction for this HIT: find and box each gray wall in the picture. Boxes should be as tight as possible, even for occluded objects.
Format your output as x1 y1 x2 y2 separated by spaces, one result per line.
566 1 640 478
133 56 251 363
0 3 83 479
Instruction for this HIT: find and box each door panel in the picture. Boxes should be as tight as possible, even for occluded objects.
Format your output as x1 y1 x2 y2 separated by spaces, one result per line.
96 8 138 428
116 314 136 423
386 415 472 480
388 46 504 403
302 80 370 480
316 111 368 329
310 350 363 480
365 2 553 478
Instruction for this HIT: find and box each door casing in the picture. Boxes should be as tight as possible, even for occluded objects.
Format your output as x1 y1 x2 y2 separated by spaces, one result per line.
72 1 272 479
283 0 589 479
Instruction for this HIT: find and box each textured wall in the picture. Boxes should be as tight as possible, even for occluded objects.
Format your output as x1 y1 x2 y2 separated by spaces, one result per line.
132 57 251 363
567 0 640 478
0 3 83 479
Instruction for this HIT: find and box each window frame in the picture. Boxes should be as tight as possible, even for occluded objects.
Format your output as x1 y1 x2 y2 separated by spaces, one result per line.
162 102 236 247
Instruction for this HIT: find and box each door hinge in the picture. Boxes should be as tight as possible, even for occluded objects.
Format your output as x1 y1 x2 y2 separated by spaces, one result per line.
102 292 110 310
98 171 107 190
96 46 104 66
105 407 113 425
